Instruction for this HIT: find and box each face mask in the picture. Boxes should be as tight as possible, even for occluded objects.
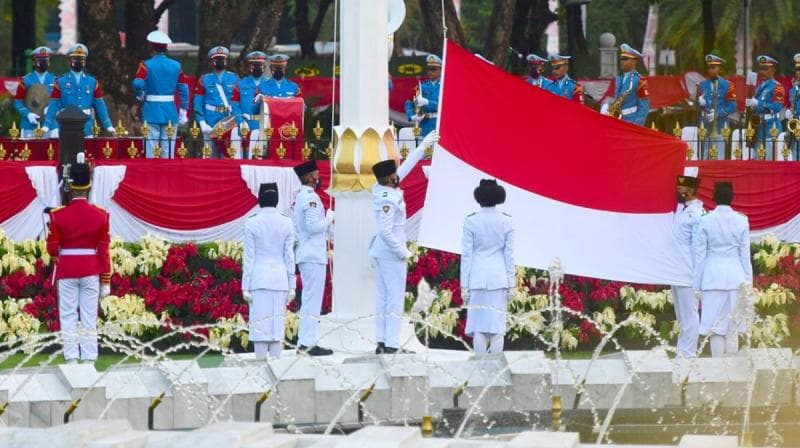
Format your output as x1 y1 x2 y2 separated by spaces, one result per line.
71 61 84 72
251 67 263 78
36 61 49 72
272 68 284 80
530 67 540 78
213 59 226 71
676 192 687 204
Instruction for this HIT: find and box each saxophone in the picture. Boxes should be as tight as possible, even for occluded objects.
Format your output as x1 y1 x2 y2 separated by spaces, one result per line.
609 84 634 119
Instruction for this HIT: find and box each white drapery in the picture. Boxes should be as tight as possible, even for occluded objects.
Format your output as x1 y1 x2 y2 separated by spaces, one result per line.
0 166 60 241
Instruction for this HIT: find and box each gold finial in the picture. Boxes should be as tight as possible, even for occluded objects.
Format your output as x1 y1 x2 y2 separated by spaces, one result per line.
324 142 333 158
264 126 273 139
9 121 19 140
116 119 127 136
190 121 200 140
92 119 101 137
141 121 150 139
240 121 250 139
153 145 163 159
698 121 707 141
202 143 212 159
686 142 694 160
46 143 54 161
0 144 6 160
102 141 113 159
412 120 421 139
770 122 779 140
313 120 323 140
127 142 138 158
734 142 743 160
177 141 188 159
34 121 44 139
252 145 263 160
165 121 175 139
709 144 718 160
277 142 287 159
758 143 766 160
721 121 731 142
302 141 312 160
650 121 657 131
20 143 31 161
400 142 409 159
672 121 682 138
424 144 433 159
226 145 236 159
783 141 791 160
745 120 755 141
288 121 298 140
213 123 223 139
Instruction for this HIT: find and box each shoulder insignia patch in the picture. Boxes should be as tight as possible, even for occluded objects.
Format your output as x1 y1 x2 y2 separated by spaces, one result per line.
309 201 317 208
382 205 390 214
382 192 388 197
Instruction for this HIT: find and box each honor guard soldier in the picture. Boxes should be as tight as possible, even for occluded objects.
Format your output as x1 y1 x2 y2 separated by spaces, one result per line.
193 46 242 157
292 161 335 356
785 54 800 160
601 43 649 126
256 54 301 98
461 179 515 355
43 44 115 138
236 51 269 156
14 46 56 138
672 170 704 358
242 183 296 360
697 54 737 160
745 55 784 159
46 153 111 363
404 54 441 139
526 54 552 89
693 182 753 357
546 54 584 104
133 30 189 158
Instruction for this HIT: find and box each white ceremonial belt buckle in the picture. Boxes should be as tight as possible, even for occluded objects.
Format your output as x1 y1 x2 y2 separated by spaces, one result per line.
82 109 92 115
425 113 438 119
60 248 97 256
242 114 255 120
621 107 638 115
762 114 777 120
145 95 174 102
205 104 230 113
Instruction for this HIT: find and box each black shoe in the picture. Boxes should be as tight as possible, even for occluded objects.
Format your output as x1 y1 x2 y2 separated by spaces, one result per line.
375 342 386 354
305 345 333 356
383 346 414 354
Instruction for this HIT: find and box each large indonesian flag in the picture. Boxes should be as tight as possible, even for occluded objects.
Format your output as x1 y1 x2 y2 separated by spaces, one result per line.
419 41 692 285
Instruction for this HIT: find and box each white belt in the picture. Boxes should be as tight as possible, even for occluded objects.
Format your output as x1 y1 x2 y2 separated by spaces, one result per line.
205 104 231 113
761 113 778 120
621 106 638 115
242 113 256 120
146 94 174 102
425 112 438 119
60 248 96 256
82 108 92 115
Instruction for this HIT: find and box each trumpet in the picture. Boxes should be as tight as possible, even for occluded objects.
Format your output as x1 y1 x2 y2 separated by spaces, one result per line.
609 85 633 119
787 118 800 134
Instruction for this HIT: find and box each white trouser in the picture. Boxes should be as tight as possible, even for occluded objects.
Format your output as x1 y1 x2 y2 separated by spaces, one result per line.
58 276 100 361
374 257 407 349
254 341 282 360
249 289 287 342
202 127 241 159
671 285 699 358
298 262 326 348
145 124 177 158
699 289 739 336
246 128 262 158
20 129 37 139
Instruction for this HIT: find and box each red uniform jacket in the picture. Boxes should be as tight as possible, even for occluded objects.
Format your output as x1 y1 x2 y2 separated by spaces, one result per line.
46 198 111 283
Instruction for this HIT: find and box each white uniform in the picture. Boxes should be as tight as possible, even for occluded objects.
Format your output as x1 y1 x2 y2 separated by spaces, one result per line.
461 208 515 337
671 199 704 357
293 185 329 347
369 183 410 349
693 205 753 337
242 208 296 342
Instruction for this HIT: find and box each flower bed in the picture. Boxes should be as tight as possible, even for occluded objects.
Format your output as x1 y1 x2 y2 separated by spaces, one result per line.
0 230 797 351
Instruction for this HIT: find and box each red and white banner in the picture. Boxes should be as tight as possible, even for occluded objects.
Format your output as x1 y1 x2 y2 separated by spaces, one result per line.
0 162 60 241
419 41 693 285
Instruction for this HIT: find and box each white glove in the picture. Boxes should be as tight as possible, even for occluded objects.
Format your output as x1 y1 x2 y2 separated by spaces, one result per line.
179 109 188 125
325 209 335 226
100 284 111 298
461 288 470 304
242 290 253 304
27 112 40 125
415 96 429 107
705 109 716 123
600 103 610 115
421 130 440 147
106 126 117 136
698 96 707 107
745 98 758 108
253 93 264 104
287 289 296 304
199 121 213 134
41 126 50 134
786 109 794 120
50 128 59 139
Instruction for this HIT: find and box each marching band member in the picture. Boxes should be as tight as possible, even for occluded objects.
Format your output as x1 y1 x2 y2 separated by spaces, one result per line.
133 30 189 158
526 54 552 90
601 43 649 126
256 54 301 98
785 54 800 160
193 46 241 157
546 54 584 104
461 179 515 355
14 46 56 138
746 55 784 160
236 51 269 157
404 55 441 139
696 54 737 160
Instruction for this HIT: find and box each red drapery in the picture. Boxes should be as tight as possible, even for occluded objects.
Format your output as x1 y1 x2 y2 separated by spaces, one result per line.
0 161 51 222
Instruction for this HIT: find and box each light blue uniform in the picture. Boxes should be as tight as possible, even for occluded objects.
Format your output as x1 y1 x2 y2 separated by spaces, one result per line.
257 78 301 98
133 53 189 157
528 76 553 90
237 75 269 129
547 75 583 103
44 71 113 136
404 79 440 138
193 71 241 156
613 71 649 126
14 71 56 137
789 81 800 160
697 77 736 159
752 78 784 159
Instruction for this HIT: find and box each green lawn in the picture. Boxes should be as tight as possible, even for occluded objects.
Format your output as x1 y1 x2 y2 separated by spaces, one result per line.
0 353 225 371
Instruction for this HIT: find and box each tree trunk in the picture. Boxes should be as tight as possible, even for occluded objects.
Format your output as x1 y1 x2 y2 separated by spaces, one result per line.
509 0 532 56
196 0 263 77
702 0 715 56
295 0 333 58
232 0 287 73
11 0 36 76
417 0 467 54
484 0 516 67
523 0 557 56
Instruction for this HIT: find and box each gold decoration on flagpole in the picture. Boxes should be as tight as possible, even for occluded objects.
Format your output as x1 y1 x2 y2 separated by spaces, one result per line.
141 121 150 139
202 143 212 159
313 120 323 140
127 142 138 159
252 145 263 160
226 146 236 159
177 141 188 159
412 120 421 139
20 143 31 161
34 121 44 139
46 143 55 161
288 121 298 140
277 142 287 159
9 122 19 140
92 119 100 137
400 142 409 159
190 121 201 140
302 141 312 160
722 122 731 144
757 143 766 160
745 120 755 142
685 143 694 161
240 121 250 139
153 145 163 159
117 119 127 136
102 141 113 159
709 144 718 160
672 121 682 138
734 142 743 160
0 144 6 160
424 144 433 159
783 140 791 161
165 121 175 139
698 121 707 142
